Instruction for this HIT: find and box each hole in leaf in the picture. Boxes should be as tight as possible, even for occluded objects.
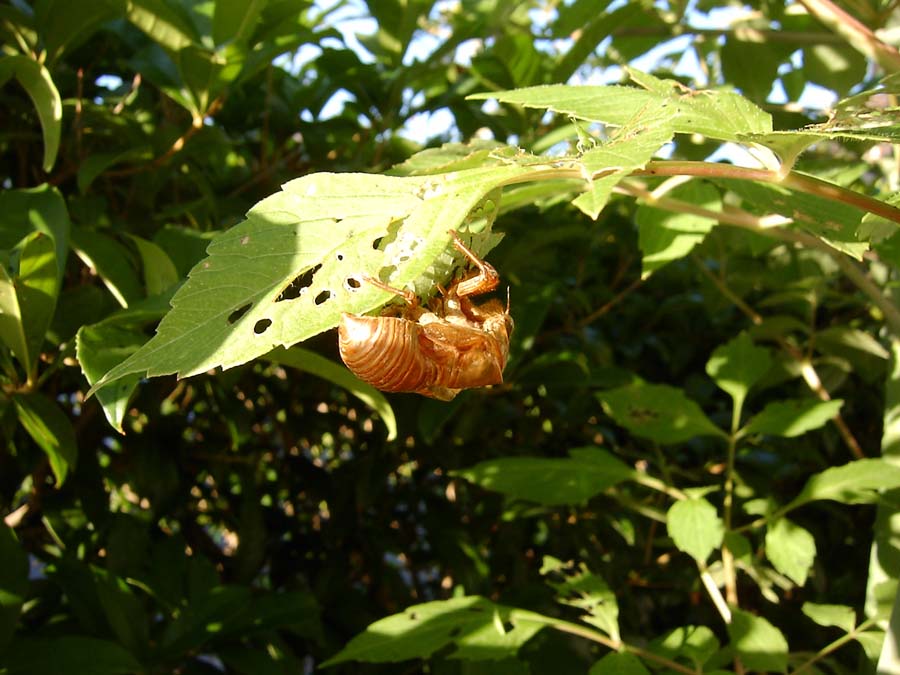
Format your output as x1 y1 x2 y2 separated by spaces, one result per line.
336 252 344 261
408 612 418 621
277 264 322 301
372 237 383 250
314 290 332 305
345 277 361 291
448 626 462 637
254 319 272 334
228 303 252 324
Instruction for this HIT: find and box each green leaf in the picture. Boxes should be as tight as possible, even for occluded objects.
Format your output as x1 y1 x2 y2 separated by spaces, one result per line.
71 226 143 308
706 332 772 423
2 636 142 675
666 498 724 563
637 181 719 276
572 106 675 219
801 602 856 633
212 0 266 45
12 392 77 485
0 185 70 282
765 518 816 586
721 39 785 102
804 44 867 97
743 398 843 438
597 382 725 444
76 322 147 433
34 0 123 63
0 55 62 171
543 561 619 640
470 71 772 142
727 608 789 673
267 346 397 441
720 179 869 259
92 567 150 655
77 148 152 194
453 447 634 506
321 596 545 666
589 652 650 675
0 523 29 652
0 232 60 378
788 458 900 509
650 625 720 668
127 234 180 296
125 0 198 51
89 165 547 391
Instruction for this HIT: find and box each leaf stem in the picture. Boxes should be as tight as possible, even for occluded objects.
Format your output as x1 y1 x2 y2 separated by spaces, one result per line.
722 431 739 607
519 612 698 675
634 161 900 226
698 561 732 623
790 617 880 675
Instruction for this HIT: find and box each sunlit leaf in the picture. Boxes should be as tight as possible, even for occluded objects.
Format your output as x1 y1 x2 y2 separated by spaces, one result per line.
89 165 548 391
454 447 634 506
765 518 816 586
802 602 855 633
727 608 788 673
667 498 724 563
12 392 77 485
598 382 726 443
743 399 843 438
321 596 546 666
706 332 772 423
789 458 900 509
0 55 62 171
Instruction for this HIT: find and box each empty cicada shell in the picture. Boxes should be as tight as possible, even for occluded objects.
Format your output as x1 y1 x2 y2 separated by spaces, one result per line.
338 231 513 401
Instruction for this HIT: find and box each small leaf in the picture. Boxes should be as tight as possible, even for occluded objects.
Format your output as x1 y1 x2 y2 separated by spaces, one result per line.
589 652 650 675
651 625 720 667
727 608 789 673
453 447 634 506
765 518 816 586
572 106 675 219
321 596 545 666
12 392 77 485
706 332 772 421
469 71 772 142
127 234 180 296
802 602 856 633
9 232 60 377
0 55 62 171
77 322 147 433
543 562 619 641
267 346 397 441
71 226 143 308
743 398 843 438
788 458 900 509
597 382 725 444
667 498 724 563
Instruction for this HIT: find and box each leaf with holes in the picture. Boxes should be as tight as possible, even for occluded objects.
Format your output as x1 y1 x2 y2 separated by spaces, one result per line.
89 165 549 392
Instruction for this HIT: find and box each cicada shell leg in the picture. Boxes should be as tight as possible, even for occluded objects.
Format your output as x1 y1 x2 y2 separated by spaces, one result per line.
448 230 499 298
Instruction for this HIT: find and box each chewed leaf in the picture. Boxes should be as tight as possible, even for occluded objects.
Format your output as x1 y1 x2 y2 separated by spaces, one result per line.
90 165 546 391
469 69 771 142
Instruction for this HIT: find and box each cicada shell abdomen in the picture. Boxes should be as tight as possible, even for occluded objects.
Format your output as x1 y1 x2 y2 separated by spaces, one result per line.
338 313 439 394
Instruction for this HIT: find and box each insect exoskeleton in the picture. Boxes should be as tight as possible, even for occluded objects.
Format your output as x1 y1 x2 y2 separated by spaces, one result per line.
338 231 513 400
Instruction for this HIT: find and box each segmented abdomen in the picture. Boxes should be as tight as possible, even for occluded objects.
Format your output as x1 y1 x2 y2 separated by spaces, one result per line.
338 314 437 392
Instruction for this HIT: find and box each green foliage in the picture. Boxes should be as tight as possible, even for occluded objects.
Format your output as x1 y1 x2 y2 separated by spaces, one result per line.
3 0 900 673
